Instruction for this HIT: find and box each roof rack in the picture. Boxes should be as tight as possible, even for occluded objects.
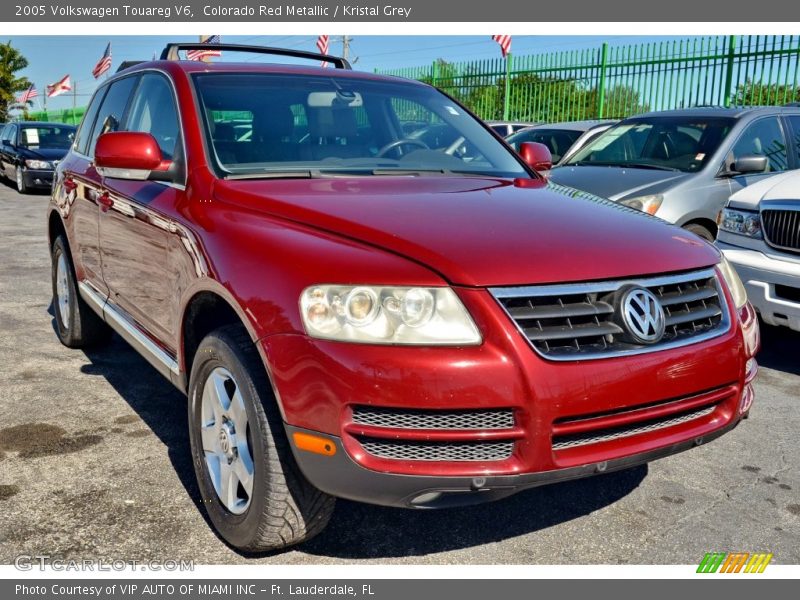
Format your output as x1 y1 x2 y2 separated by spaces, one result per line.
159 43 352 70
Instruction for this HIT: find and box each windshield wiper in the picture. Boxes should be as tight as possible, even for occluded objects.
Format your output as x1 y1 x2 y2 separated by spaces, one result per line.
224 170 315 180
568 160 681 172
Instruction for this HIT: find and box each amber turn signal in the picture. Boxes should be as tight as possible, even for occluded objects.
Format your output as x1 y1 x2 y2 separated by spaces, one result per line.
293 432 337 456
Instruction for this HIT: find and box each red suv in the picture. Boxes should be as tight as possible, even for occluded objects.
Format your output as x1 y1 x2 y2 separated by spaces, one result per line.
48 44 760 552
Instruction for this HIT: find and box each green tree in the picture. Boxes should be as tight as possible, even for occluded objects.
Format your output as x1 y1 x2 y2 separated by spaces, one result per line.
0 41 31 122
734 80 800 105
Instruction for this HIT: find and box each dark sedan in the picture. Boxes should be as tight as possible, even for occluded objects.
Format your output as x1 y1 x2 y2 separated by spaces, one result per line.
0 122 76 193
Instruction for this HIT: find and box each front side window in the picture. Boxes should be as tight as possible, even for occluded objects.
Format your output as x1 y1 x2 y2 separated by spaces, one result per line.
126 74 180 159
18 125 75 149
731 117 788 173
74 87 107 156
193 73 528 179
507 128 582 162
567 117 735 173
88 75 138 157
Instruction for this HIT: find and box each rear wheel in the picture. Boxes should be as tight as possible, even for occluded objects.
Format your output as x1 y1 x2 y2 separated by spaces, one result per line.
682 223 715 242
51 235 110 348
188 325 334 552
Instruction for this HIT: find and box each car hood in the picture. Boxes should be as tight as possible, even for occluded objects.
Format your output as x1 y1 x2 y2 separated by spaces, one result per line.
213 176 719 287
20 147 69 162
549 165 691 201
727 170 800 210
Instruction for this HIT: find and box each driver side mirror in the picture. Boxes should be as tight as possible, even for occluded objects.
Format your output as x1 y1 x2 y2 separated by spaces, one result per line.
731 154 769 175
518 141 553 173
94 132 174 182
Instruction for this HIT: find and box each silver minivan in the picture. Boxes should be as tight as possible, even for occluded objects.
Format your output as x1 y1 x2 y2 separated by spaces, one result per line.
549 107 800 241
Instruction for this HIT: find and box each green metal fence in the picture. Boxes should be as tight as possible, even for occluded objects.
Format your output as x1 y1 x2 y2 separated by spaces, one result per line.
379 35 800 123
26 106 86 126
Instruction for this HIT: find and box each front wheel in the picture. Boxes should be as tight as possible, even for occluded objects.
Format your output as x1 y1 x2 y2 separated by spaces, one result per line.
188 325 335 552
682 223 715 242
15 166 28 194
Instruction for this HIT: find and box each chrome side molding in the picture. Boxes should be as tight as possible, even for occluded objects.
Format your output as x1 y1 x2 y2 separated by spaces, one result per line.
78 281 185 392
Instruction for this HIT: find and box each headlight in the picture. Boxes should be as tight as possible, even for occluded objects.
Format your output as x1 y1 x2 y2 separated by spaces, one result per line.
717 255 748 309
300 285 482 345
24 159 51 170
619 194 663 215
718 207 762 238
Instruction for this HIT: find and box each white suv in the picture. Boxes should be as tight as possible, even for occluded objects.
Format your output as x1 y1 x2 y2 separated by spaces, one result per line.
717 170 800 332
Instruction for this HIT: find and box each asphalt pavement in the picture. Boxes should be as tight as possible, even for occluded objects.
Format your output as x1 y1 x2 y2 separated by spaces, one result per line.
0 183 797 565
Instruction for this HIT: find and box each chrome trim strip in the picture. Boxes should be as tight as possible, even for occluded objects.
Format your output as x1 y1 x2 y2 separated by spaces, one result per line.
489 268 732 362
759 200 800 254
78 281 184 390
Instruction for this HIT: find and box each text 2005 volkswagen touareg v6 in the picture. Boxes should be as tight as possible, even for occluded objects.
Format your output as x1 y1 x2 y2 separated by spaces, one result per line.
48 44 760 551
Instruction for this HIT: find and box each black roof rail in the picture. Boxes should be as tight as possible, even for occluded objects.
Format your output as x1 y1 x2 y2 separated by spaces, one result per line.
159 43 352 70
116 60 144 72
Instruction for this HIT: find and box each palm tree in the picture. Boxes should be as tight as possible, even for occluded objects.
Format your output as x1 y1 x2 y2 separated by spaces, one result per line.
0 41 31 122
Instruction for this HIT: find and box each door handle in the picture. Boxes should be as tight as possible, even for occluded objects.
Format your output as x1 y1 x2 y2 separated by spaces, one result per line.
63 177 77 193
98 192 114 212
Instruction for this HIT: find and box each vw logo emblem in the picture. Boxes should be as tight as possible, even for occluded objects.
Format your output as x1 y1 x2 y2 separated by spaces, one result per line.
621 287 666 344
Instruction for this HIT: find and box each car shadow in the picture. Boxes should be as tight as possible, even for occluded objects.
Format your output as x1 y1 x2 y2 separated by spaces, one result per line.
756 320 800 376
51 300 648 558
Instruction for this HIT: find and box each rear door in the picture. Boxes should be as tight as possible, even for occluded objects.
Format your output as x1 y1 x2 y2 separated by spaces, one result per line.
98 72 185 351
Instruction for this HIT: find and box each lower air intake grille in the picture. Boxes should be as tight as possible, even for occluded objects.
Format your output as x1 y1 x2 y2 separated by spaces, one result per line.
358 438 514 462
351 406 515 430
552 404 716 450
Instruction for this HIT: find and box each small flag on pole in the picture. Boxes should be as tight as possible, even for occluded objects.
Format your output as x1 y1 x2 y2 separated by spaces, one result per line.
47 75 72 98
16 83 38 104
317 34 330 68
187 35 222 61
492 35 512 58
92 43 112 79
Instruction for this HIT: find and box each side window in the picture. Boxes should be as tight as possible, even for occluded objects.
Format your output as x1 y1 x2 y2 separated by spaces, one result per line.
732 117 788 172
87 75 138 158
1 125 14 144
786 116 800 162
74 87 107 155
125 74 180 159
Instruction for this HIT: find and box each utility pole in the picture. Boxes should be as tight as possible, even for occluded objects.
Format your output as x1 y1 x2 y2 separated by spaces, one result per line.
338 35 353 62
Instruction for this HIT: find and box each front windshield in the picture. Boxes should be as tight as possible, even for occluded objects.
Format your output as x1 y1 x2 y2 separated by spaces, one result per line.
193 72 528 178
18 125 75 149
507 128 582 162
565 116 735 173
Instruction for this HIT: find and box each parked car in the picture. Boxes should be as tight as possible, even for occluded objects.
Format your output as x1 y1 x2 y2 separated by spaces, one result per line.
549 107 800 241
717 169 800 332
48 43 759 553
487 120 536 137
506 119 618 165
0 121 76 193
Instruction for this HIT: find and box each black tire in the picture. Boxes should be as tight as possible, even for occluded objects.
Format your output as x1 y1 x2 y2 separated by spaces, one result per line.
188 325 335 552
682 223 715 242
15 166 28 194
51 235 110 348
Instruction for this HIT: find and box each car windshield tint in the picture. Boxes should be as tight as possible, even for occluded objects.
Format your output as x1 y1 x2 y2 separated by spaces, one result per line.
18 126 75 149
507 128 582 162
193 73 528 178
565 117 735 172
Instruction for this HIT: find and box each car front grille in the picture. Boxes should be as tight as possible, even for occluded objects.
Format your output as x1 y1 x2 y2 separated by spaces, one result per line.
357 438 515 462
351 406 515 430
762 207 800 253
490 268 730 360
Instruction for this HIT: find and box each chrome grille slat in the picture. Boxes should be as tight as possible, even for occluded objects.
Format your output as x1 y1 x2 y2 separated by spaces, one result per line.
358 438 514 462
351 406 515 430
491 268 730 361
552 404 716 450
762 205 800 253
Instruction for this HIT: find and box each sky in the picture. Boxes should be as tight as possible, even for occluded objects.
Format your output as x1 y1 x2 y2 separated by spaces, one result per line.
9 35 675 112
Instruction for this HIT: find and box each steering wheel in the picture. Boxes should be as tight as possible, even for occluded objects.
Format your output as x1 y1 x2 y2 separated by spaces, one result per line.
376 138 430 158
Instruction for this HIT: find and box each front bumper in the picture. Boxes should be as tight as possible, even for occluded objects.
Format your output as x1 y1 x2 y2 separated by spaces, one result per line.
718 241 800 332
22 168 54 189
287 419 741 508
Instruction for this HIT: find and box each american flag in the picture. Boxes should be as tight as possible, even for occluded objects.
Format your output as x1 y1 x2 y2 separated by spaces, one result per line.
317 35 329 68
47 75 72 98
92 43 112 79
492 35 512 58
187 35 222 61
16 83 38 104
